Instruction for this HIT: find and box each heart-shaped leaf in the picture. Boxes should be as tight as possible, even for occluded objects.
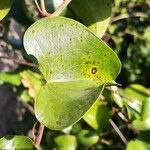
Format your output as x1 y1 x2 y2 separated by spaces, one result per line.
0 136 35 150
69 0 112 38
36 80 103 130
24 16 121 130
0 0 13 20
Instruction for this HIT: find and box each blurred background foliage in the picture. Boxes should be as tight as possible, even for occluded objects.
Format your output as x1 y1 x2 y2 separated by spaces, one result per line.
109 0 150 86
0 0 150 149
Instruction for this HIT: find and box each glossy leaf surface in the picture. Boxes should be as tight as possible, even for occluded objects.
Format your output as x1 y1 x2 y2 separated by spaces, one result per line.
0 136 35 150
36 80 103 130
24 16 121 130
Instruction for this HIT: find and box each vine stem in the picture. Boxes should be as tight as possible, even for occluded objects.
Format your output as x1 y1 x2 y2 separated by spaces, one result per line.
35 0 72 17
34 123 45 148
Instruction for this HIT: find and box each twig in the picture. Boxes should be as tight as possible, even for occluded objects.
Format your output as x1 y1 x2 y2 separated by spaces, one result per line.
118 112 128 123
0 56 39 68
34 123 45 148
100 125 127 137
109 119 127 145
112 12 149 22
35 0 72 17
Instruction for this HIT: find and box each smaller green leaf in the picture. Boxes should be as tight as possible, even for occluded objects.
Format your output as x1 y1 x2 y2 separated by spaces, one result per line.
0 72 21 86
103 87 124 108
127 139 150 150
0 136 36 150
0 0 13 20
124 84 149 103
123 84 149 120
20 70 45 98
111 86 124 108
132 97 150 131
20 90 31 102
83 99 110 132
77 130 99 148
127 131 150 150
54 135 77 150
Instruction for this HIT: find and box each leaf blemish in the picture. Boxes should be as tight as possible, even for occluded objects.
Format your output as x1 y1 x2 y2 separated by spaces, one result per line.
91 67 97 74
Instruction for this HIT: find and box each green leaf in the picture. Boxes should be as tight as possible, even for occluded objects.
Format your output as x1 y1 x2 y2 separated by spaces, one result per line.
0 72 21 86
123 84 149 120
77 130 99 148
69 0 112 38
20 90 31 102
0 136 36 150
111 86 124 108
83 99 110 132
54 135 77 150
132 97 150 131
0 0 13 20
24 16 121 130
103 87 124 108
127 139 150 150
36 80 103 130
127 131 150 150
20 70 45 98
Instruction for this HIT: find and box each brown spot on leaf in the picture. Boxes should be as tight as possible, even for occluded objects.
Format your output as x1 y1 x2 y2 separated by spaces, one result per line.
91 67 97 74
